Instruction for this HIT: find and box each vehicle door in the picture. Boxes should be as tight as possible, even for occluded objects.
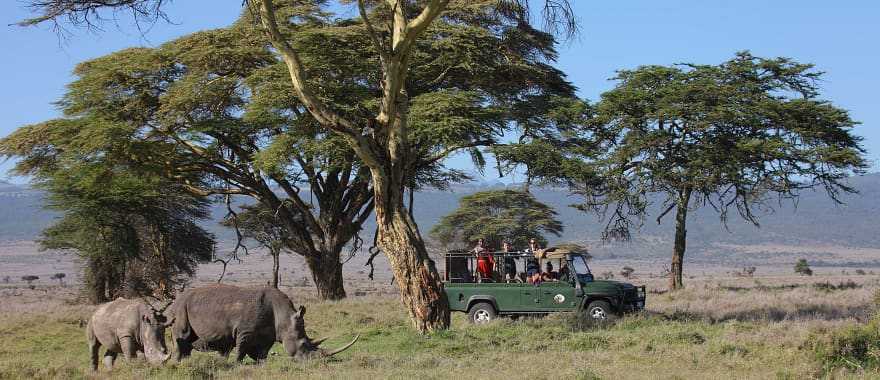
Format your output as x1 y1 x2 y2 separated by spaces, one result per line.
537 280 578 310
519 283 541 310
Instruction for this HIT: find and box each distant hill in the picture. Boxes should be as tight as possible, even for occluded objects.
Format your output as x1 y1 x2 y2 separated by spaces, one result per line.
3 174 880 264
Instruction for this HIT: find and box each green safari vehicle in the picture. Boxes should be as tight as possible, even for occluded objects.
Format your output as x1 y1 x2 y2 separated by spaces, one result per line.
443 247 646 324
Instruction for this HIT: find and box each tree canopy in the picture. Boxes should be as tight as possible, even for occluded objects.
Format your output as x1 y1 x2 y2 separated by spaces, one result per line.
430 189 563 250
0 117 215 302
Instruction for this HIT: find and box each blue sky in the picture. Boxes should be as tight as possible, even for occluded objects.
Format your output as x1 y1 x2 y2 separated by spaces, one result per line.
1 1 878 183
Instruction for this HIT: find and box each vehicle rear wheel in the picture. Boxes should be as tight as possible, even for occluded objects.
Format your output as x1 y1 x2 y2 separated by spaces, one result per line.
467 302 496 324
586 300 617 322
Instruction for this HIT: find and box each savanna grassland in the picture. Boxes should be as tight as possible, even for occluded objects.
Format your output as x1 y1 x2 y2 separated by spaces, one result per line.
2 273 880 380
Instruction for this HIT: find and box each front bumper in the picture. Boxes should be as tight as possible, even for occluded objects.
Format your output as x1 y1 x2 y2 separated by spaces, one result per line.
621 285 646 313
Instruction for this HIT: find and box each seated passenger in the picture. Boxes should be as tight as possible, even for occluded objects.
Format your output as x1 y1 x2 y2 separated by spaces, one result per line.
558 263 570 281
542 261 558 282
527 269 542 285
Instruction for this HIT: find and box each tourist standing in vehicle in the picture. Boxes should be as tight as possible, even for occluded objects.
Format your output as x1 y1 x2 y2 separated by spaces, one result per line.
501 241 517 282
473 239 495 282
525 238 541 277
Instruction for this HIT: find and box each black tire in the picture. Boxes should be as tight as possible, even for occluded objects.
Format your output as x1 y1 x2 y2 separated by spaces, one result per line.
585 300 617 322
467 302 496 324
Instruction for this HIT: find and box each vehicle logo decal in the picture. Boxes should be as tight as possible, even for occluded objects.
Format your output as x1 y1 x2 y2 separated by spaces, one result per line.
553 294 565 303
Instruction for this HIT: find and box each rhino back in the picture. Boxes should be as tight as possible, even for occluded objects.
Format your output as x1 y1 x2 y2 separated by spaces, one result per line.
179 285 275 342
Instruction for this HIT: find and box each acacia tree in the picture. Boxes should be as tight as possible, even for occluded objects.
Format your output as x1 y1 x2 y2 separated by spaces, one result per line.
560 53 865 290
19 0 577 332
430 190 563 249
0 118 215 302
221 204 294 289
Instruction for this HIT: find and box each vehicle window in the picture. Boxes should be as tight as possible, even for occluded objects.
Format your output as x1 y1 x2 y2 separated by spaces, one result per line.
571 255 591 275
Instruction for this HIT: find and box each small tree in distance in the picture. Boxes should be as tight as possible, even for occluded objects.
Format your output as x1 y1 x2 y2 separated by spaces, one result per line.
50 273 66 287
22 275 39 287
430 190 563 250
222 204 295 289
795 259 813 276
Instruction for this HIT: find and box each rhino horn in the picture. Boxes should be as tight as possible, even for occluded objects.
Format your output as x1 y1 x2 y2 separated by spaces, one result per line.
319 334 359 357
312 336 329 347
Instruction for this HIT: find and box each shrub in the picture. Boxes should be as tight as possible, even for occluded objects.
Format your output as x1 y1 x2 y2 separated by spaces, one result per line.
21 275 39 285
813 280 861 292
812 316 880 372
733 266 757 277
794 259 813 276
856 269 867 276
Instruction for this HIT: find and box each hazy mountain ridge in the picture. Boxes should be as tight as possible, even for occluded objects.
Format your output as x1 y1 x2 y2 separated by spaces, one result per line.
2 174 880 263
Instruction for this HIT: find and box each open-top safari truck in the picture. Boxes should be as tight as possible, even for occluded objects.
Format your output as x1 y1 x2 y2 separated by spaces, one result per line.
442 246 646 323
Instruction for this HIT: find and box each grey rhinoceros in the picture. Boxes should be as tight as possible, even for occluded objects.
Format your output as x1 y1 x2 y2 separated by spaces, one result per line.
169 284 358 362
86 297 172 370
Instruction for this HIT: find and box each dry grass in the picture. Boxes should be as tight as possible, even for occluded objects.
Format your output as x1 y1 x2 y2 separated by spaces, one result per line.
1 275 879 379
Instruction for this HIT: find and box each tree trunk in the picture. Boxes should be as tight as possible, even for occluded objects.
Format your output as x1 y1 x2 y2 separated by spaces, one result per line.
669 189 692 291
373 175 450 333
305 252 346 300
272 249 280 289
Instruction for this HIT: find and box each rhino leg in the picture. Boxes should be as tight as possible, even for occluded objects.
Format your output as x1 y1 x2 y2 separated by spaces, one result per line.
102 351 118 369
120 336 138 361
248 347 269 363
175 338 193 362
234 335 252 363
87 323 100 371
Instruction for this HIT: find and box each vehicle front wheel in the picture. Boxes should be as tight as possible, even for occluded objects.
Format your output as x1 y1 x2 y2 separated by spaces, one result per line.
467 302 496 324
586 300 617 322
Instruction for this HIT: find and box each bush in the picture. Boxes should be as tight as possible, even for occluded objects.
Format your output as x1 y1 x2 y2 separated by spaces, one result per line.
855 269 867 276
813 280 861 292
794 259 813 276
812 316 880 372
21 275 39 285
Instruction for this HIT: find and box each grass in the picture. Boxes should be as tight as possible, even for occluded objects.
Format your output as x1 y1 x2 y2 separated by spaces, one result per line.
1 275 880 379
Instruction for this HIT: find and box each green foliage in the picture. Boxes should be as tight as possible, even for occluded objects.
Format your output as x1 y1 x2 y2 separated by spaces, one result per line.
812 315 880 372
430 189 563 249
0 112 214 302
794 259 814 276
580 52 866 234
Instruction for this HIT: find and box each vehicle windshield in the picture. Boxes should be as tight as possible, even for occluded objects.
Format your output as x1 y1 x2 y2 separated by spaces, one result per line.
570 254 594 283
571 255 591 275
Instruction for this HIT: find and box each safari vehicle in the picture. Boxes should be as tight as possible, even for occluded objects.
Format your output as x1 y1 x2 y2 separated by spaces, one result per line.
443 247 646 324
